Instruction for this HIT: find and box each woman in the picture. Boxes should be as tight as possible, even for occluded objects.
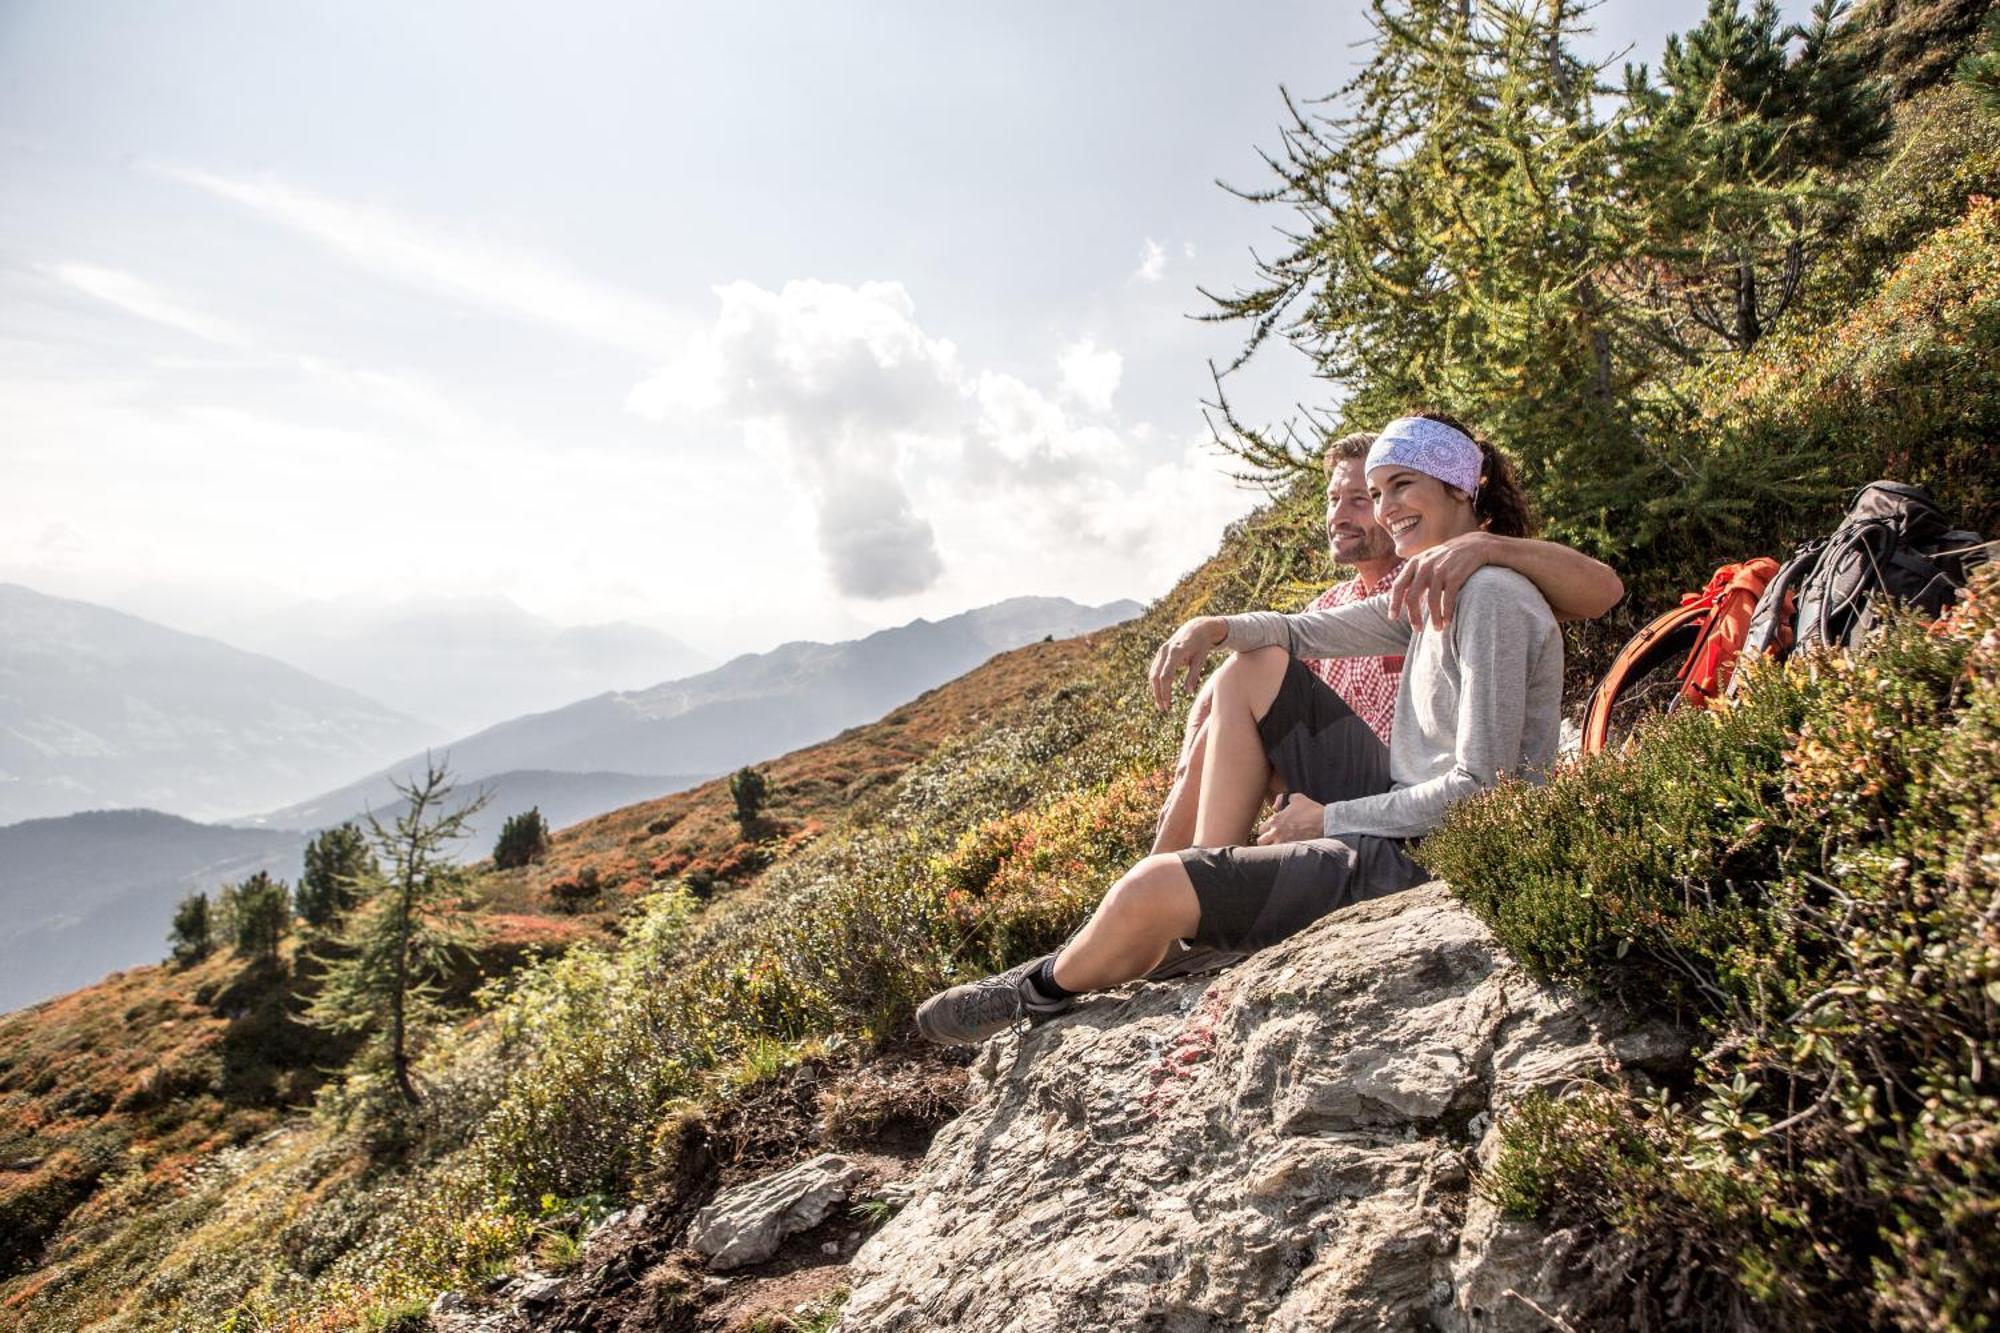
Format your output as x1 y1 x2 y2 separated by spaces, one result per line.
916 411 1563 1046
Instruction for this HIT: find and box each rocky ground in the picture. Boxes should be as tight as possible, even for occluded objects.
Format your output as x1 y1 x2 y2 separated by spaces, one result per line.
425 882 1686 1331
842 883 1687 1332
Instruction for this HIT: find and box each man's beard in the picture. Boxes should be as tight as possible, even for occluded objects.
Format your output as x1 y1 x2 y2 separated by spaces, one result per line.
1330 527 1394 565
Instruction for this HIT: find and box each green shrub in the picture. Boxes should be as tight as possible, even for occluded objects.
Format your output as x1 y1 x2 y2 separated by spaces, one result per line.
1434 575 2000 1330
472 888 698 1200
1632 193 2000 602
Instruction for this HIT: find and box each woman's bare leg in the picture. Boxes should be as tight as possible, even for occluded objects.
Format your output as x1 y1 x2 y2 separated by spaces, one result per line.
1050 854 1202 991
1191 646 1291 848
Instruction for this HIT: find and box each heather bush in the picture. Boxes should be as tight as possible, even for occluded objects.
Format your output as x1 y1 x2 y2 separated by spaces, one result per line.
1434 572 2000 1329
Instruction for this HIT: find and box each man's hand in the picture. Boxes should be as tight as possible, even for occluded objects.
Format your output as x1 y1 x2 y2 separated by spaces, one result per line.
1257 793 1324 845
1387 531 1497 629
1150 616 1227 710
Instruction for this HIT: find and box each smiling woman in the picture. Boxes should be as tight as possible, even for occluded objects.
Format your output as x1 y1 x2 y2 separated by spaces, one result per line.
915 409 1563 1046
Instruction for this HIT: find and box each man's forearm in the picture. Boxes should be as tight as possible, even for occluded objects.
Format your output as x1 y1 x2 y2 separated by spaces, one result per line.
1483 535 1623 621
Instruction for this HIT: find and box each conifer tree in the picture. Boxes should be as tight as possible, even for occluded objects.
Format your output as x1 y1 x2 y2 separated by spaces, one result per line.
306 762 483 1106
167 890 212 966
491 807 551 870
1204 0 1642 548
227 871 291 959
296 821 377 930
1960 11 2000 114
1615 0 1889 353
729 766 769 834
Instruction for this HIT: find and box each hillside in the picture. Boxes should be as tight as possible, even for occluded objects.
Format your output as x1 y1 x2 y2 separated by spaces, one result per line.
0 584 437 826
0 811 306 1014
0 619 1121 1329
4 5 1998 1330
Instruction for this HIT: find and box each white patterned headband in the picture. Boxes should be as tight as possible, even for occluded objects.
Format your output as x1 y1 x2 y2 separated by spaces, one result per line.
1364 416 1483 498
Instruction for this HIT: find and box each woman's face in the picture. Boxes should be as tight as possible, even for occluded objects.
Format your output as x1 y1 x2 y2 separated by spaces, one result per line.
1367 465 1479 557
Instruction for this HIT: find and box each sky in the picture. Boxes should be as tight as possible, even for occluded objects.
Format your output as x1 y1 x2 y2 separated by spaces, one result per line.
0 0 1813 659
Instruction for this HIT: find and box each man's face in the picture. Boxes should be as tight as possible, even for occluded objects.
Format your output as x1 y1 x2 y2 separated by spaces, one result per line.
1326 458 1396 566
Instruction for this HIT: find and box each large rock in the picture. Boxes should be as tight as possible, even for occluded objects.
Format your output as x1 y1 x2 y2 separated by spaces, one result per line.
840 883 1682 1332
692 1153 867 1271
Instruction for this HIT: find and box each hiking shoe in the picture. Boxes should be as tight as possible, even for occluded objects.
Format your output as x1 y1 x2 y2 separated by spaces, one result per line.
1142 940 1247 982
915 955 1071 1046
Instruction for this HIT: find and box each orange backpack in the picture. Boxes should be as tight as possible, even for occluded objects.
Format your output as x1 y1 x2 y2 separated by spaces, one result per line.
1581 558 1785 756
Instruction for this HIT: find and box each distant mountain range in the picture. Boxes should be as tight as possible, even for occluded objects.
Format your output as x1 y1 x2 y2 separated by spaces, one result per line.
253 595 1142 833
0 809 304 1013
0 772 709 1013
0 593 1139 1013
215 594 711 736
0 583 438 826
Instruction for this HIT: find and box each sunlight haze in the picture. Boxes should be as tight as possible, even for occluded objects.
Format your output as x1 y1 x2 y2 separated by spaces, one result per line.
0 0 1808 659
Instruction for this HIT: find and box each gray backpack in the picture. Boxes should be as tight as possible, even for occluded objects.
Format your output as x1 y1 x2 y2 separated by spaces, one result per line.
1740 481 1986 662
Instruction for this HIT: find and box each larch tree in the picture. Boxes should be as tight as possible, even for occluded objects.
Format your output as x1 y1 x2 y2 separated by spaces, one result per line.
1202 0 1646 553
306 762 484 1107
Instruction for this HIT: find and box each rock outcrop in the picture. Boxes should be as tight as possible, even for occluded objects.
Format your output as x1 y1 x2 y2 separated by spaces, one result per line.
691 1153 867 1270
840 883 1684 1332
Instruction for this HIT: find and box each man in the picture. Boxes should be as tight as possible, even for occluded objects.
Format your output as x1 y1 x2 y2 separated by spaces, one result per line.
1148 430 1622 858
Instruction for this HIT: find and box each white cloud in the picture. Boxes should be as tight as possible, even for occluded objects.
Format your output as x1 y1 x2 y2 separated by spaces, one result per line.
50 263 252 348
1183 241 1197 260
627 278 1261 611
628 279 961 599
159 166 679 356
1056 338 1122 414
1133 237 1167 283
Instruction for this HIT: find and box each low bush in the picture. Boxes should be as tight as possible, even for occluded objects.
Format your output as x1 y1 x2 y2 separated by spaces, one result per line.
1428 572 2000 1330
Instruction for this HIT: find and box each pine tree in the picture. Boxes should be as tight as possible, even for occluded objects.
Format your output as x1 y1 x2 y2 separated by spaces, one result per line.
225 871 291 959
729 766 769 834
1959 10 2000 115
305 762 484 1107
491 807 551 870
1615 0 1889 353
297 821 377 930
167 891 212 966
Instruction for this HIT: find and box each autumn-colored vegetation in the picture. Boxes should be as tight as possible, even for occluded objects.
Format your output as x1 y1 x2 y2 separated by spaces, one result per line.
4 4 1998 1330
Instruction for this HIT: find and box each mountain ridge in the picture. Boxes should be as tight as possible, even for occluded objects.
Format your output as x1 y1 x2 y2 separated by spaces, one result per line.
0 582 439 827
246 594 1140 831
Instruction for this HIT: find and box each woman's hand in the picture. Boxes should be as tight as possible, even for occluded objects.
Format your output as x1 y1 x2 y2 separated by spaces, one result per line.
1257 793 1324 845
1149 617 1227 710
1387 531 1497 628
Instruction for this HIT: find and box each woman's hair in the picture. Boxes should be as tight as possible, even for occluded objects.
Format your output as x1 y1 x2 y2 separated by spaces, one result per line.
1410 409 1535 539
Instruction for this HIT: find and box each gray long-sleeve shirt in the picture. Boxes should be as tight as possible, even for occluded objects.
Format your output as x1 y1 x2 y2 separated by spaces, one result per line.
1221 566 1562 839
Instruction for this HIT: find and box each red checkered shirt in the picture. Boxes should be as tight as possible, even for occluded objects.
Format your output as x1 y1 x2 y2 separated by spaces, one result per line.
1303 563 1405 746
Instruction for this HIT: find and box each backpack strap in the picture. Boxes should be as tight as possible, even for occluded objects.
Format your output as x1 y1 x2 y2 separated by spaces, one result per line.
1741 542 1820 663
1582 600 1713 756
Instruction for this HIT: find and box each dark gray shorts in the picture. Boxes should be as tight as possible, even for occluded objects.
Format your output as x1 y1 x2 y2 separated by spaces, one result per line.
1179 658 1425 952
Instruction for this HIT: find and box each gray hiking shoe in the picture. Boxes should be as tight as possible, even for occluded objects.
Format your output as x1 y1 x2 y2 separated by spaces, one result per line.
915 954 1071 1046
